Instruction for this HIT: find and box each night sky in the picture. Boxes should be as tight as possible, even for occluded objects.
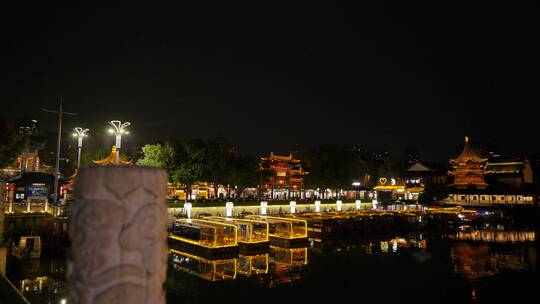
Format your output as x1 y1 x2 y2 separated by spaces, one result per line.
3 3 538 162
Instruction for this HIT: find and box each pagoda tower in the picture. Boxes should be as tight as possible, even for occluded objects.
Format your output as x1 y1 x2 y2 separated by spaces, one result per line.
448 136 488 189
259 152 308 199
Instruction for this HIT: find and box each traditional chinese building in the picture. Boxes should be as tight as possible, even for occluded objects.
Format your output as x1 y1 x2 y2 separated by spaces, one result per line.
259 152 308 200
373 177 406 201
445 137 537 206
1 133 51 179
448 136 488 189
484 157 533 189
92 145 132 166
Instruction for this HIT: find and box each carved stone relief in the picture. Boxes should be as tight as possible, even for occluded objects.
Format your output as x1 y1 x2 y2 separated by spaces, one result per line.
67 166 168 304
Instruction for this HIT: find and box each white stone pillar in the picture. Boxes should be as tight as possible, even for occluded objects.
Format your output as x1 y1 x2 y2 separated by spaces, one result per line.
67 166 168 304
184 202 192 219
226 202 234 217
355 199 361 210
336 200 343 211
260 201 268 215
314 200 321 212
290 200 296 214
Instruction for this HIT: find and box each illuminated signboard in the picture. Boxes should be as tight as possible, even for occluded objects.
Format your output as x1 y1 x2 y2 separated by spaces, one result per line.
27 184 48 198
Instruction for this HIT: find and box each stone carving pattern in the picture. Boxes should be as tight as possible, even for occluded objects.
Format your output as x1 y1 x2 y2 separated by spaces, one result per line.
67 166 168 304
0 182 5 239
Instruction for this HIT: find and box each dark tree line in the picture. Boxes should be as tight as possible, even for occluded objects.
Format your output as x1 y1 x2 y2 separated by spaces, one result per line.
136 138 418 200
136 138 258 200
0 119 26 172
301 145 411 193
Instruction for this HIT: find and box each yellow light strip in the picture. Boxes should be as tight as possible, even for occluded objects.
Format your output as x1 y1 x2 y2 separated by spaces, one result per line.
203 216 269 243
246 215 308 238
171 218 238 247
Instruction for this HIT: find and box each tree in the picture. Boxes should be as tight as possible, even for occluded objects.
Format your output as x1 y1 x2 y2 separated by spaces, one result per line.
378 155 406 179
418 183 448 204
303 145 366 197
0 119 26 170
230 156 258 198
75 130 114 169
170 140 206 202
364 159 380 188
136 143 176 171
136 140 207 202
202 139 235 199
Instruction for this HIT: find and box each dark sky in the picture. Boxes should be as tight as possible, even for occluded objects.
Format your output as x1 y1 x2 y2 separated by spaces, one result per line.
3 2 539 162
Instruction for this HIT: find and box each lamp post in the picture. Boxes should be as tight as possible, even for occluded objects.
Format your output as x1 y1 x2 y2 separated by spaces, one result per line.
42 99 78 204
72 127 89 170
108 120 130 165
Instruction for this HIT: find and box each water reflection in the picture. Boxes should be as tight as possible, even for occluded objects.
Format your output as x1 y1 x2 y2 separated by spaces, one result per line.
453 229 536 243
170 246 308 284
5 256 66 304
237 253 269 276
270 246 308 266
171 249 237 281
451 243 536 280
380 237 427 253
267 246 308 287
4 215 539 304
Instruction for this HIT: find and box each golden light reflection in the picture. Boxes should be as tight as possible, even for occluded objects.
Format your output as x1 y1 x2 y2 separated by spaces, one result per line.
453 230 535 243
170 249 237 281
170 246 309 282
237 254 269 275
270 246 308 266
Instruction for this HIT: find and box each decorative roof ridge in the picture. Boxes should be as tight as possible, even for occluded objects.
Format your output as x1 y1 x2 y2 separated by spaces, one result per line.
92 145 132 166
450 136 488 163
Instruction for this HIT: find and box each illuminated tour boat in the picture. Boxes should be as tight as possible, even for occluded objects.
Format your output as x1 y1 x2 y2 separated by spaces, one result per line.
286 212 349 237
289 210 403 237
245 215 308 247
169 218 238 258
203 216 270 250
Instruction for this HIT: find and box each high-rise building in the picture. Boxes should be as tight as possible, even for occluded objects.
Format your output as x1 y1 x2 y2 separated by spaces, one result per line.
17 117 39 136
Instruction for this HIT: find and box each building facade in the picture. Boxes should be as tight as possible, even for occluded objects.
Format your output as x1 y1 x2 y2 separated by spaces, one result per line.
445 137 538 206
259 152 308 200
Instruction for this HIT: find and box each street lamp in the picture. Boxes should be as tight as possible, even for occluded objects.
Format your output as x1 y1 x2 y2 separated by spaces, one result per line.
72 127 89 170
108 120 130 165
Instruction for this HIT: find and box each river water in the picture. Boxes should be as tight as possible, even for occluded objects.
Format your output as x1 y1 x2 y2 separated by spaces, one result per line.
4 213 539 304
